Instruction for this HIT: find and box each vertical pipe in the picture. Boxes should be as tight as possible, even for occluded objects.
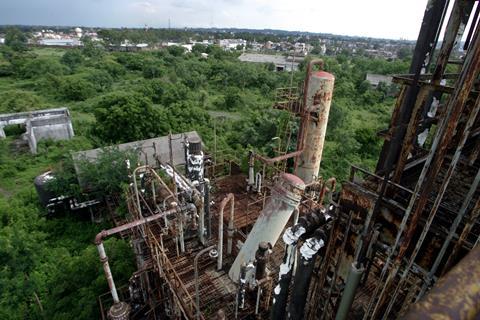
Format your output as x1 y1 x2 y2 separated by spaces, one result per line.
288 228 326 320
248 151 255 191
334 263 365 320
270 224 307 320
97 242 120 304
205 179 211 239
195 245 215 320
255 242 270 280
218 193 234 271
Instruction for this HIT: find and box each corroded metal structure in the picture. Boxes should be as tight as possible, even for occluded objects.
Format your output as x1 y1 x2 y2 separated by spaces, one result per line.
309 0 480 319
94 1 480 318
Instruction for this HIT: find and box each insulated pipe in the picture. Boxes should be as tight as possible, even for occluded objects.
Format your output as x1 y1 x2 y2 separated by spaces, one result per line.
229 173 305 282
288 228 326 320
335 263 366 320
218 193 235 271
195 245 216 320
270 222 308 320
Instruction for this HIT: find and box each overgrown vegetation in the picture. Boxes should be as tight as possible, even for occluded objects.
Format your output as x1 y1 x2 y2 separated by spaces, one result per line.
0 27 409 319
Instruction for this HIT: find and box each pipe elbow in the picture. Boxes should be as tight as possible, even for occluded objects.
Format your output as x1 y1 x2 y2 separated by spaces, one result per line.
95 230 108 245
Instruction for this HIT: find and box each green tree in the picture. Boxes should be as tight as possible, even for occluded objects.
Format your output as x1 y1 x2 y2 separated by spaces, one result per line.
93 91 162 143
5 28 28 51
20 57 66 79
61 49 84 70
58 75 96 101
0 90 42 113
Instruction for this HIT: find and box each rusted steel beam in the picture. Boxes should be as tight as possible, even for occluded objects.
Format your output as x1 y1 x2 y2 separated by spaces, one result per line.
383 93 480 318
375 0 449 173
402 246 480 320
368 19 480 320
432 0 475 81
442 195 480 274
392 86 432 182
397 24 480 263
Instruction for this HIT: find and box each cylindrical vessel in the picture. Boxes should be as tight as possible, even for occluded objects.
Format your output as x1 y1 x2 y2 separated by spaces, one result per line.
34 171 57 206
229 173 305 282
296 71 335 184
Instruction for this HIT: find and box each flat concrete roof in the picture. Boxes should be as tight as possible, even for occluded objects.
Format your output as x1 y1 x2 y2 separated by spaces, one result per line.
238 53 300 70
72 131 201 168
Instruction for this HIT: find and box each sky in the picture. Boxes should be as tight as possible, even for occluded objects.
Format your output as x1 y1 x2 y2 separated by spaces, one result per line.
0 0 430 40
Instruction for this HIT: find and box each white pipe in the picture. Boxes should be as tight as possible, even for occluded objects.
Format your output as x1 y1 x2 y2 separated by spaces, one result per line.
97 243 120 304
255 172 262 193
218 193 235 270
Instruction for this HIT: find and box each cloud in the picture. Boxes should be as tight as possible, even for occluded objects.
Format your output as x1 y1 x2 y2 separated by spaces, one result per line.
131 1 158 14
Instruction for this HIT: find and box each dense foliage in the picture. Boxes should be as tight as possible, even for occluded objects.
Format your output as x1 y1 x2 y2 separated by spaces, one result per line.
0 32 408 319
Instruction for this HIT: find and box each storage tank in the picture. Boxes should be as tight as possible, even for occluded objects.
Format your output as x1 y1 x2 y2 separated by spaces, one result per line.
228 173 305 282
34 171 57 206
295 65 335 184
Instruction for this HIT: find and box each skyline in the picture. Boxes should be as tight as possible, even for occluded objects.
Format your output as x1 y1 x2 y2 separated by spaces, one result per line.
0 0 429 40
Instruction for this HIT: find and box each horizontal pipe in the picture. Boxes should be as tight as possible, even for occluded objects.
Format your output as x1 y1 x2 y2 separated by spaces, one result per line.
95 206 181 245
253 149 304 165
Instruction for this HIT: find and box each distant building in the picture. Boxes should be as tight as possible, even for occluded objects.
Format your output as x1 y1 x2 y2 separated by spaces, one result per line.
0 38 4 45
366 73 393 87
238 53 301 72
217 39 246 51
38 38 82 46
0 108 74 154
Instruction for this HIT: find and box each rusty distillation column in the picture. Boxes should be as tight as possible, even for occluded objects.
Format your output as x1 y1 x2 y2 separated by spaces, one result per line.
228 173 305 282
295 60 335 184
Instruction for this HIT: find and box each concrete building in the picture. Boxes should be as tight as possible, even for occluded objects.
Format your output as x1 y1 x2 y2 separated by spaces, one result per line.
72 131 201 188
238 53 300 71
0 108 74 154
365 73 393 87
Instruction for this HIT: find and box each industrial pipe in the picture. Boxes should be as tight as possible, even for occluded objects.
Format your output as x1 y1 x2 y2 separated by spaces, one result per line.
255 242 270 281
94 206 182 317
205 179 212 238
334 263 366 320
270 232 299 320
253 149 304 165
195 245 216 320
270 208 330 320
229 173 305 282
255 172 262 194
288 228 326 320
227 203 235 256
97 242 120 304
218 193 235 271
403 246 480 320
248 151 255 191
